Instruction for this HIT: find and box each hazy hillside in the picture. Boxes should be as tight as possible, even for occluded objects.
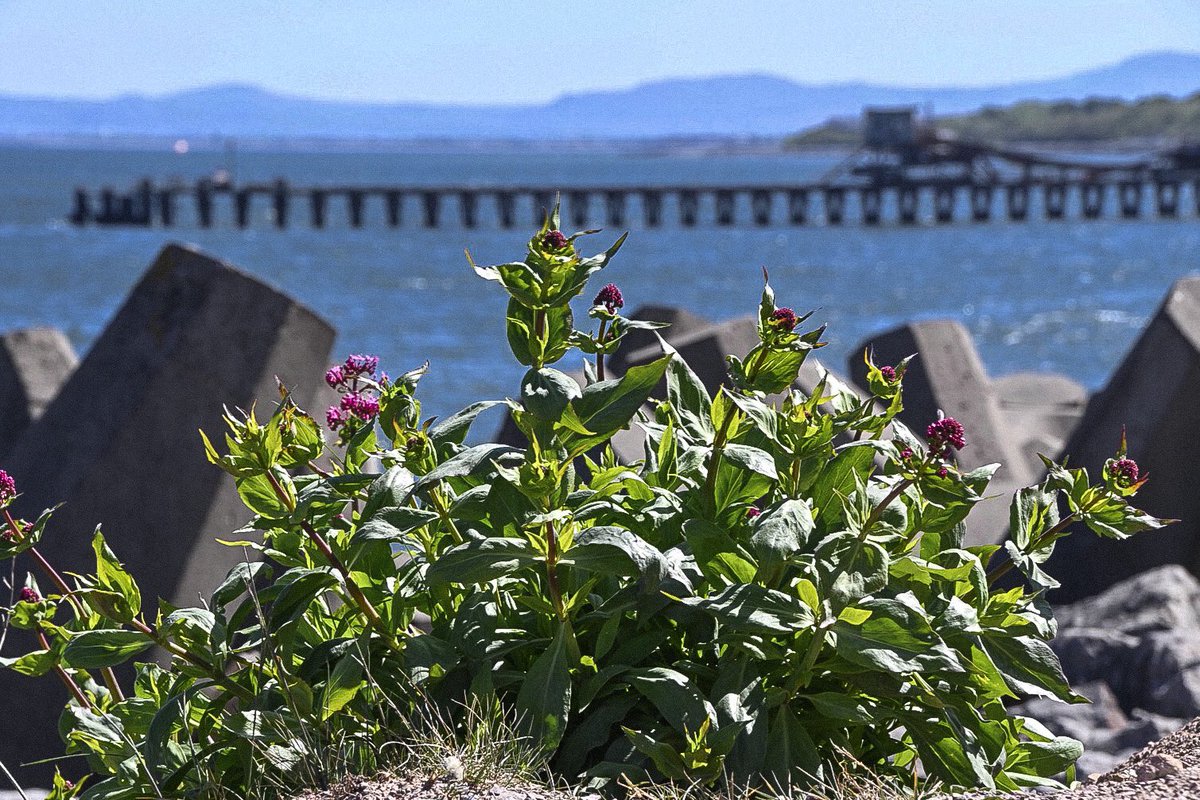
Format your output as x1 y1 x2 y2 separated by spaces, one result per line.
2 52 1199 140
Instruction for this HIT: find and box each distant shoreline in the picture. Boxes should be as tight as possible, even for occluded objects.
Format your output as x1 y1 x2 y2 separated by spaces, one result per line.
0 133 1164 157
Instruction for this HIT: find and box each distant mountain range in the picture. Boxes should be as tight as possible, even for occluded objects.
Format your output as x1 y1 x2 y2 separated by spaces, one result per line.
3 52 1200 140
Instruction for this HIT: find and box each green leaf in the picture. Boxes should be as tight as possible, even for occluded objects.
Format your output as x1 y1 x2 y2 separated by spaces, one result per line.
417 443 519 488
833 599 962 674
683 519 757 585
428 400 503 446
906 716 994 788
683 583 815 634
762 705 821 786
560 355 671 456
91 530 141 623
0 648 59 677
664 342 714 440
521 367 581 421
985 634 1083 703
515 623 572 751
749 499 814 567
64 629 153 669
568 526 668 585
507 299 573 366
811 446 875 526
742 347 808 395
722 444 778 481
426 537 542 586
627 667 713 736
353 506 440 543
321 650 364 720
236 471 291 518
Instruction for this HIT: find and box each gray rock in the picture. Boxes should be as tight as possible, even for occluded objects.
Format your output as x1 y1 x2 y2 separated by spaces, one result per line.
0 243 335 784
992 372 1087 477
607 304 711 376
622 314 760 396
1044 276 1200 602
0 327 77 457
1056 565 1200 635
1011 680 1127 746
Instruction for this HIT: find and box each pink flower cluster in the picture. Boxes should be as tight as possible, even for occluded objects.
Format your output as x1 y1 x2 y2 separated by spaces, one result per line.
926 417 966 456
1108 457 1140 487
0 469 14 505
879 365 897 382
594 283 624 313
543 230 568 249
325 353 384 431
769 307 798 332
18 586 38 603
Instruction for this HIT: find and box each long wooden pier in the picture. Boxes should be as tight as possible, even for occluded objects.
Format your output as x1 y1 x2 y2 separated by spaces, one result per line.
67 173 1200 230
66 109 1200 230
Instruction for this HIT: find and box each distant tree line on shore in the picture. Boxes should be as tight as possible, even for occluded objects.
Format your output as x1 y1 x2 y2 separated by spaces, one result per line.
786 93 1200 148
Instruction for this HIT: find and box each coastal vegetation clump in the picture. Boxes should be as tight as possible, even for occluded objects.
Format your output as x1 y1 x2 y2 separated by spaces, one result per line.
787 92 1200 147
0 209 1171 799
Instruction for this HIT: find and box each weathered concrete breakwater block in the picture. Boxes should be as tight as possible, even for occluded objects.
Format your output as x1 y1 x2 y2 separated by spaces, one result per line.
0 328 77 457
849 320 1035 545
1046 276 1200 602
992 372 1087 478
1 244 335 782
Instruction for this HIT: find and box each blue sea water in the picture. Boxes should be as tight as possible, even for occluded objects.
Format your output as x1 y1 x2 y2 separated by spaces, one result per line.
1 144 1198 424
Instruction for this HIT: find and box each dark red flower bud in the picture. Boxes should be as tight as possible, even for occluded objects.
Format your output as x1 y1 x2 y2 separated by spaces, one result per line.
0 469 15 505
594 283 624 313
880 365 897 382
1108 457 1140 487
745 507 762 519
543 230 568 249
18 586 38 603
769 307 798 332
926 417 966 456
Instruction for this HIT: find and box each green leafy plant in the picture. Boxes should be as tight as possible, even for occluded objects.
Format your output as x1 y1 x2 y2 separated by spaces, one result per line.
0 207 1171 799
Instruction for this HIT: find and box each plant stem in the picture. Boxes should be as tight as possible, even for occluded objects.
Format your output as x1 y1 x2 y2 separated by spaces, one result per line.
543 520 565 621
128 618 254 702
595 319 608 381
986 496 1099 586
37 629 92 709
263 469 397 649
3 510 126 701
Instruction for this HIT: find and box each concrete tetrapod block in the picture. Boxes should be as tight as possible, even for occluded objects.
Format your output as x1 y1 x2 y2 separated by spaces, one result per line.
0 328 77 458
849 320 1032 546
1044 276 1200 602
606 304 711 376
622 314 761 397
992 372 1087 478
0 243 335 783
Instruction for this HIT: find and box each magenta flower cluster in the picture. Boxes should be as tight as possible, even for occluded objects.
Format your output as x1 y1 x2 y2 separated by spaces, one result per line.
926 417 967 456
879 365 897 382
594 283 624 313
769 307 798 332
18 586 38 603
0 469 15 505
325 353 384 431
1108 457 1140 487
543 230 569 249
745 507 762 520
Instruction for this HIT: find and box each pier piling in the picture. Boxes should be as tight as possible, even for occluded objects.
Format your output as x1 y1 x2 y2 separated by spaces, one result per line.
606 191 626 227
421 192 439 228
1044 183 1067 220
680 190 699 226
385 192 402 227
348 191 365 228
569 191 589 228
825 188 845 225
861 188 882 226
788 189 807 225
716 190 735 226
751 190 772 226
1156 181 1179 217
970 185 993 222
643 190 663 227
460 192 478 228
497 192 516 228
1120 181 1142 218
1007 185 1029 221
311 190 327 228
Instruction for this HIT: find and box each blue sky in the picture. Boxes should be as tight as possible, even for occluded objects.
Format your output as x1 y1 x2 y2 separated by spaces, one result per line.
2 1 1199 104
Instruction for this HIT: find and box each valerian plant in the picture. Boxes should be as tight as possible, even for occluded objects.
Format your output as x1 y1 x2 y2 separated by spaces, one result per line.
0 206 1173 799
